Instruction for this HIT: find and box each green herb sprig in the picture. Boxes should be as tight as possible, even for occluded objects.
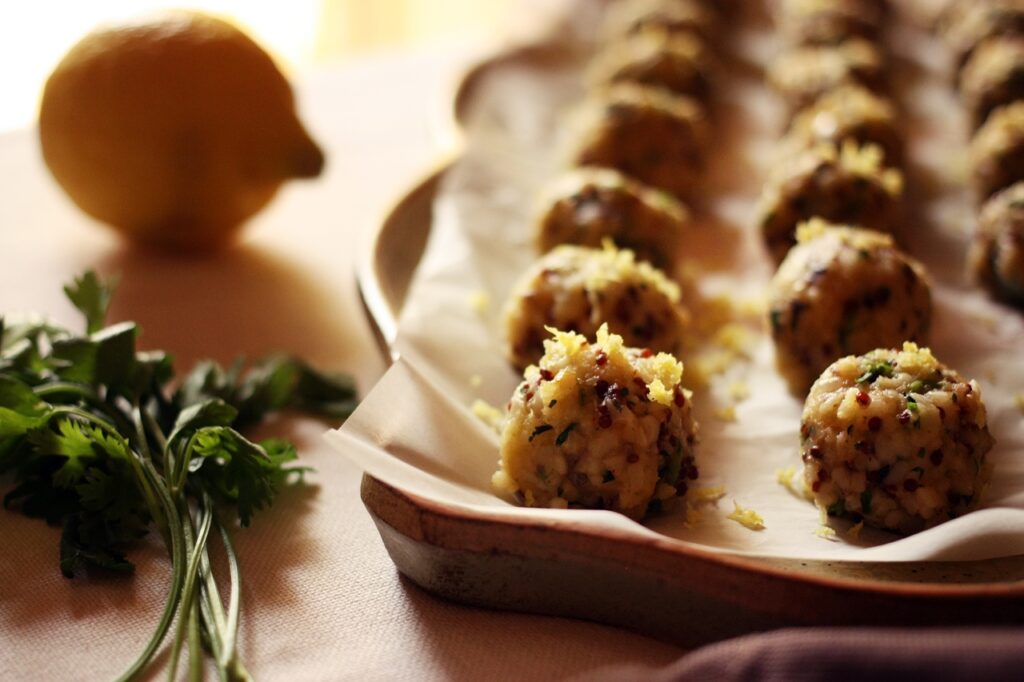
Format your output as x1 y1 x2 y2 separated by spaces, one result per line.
0 272 358 681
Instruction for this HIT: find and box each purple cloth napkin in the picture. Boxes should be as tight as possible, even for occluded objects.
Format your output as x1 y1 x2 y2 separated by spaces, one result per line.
578 628 1024 682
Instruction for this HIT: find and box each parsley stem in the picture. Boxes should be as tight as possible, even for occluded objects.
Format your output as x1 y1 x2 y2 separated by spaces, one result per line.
198 536 228 653
188 597 203 682
140 406 170 478
116 459 186 682
215 514 243 677
132 404 152 461
175 432 202 498
33 381 133 433
167 500 213 682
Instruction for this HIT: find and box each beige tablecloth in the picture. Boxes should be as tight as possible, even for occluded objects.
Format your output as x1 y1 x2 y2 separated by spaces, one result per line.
0 46 684 680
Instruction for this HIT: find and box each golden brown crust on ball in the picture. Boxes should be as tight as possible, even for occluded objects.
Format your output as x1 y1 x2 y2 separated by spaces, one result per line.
573 84 710 199
534 168 690 269
504 244 688 372
769 221 932 395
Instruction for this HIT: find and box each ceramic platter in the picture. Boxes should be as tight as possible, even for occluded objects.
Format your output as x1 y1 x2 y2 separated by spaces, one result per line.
355 12 1024 648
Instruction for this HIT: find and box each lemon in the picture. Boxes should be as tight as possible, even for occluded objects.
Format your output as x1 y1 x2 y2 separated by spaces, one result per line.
39 10 324 251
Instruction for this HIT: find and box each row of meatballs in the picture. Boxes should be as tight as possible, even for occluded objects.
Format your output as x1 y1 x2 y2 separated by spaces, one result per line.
494 0 731 519
939 0 1024 306
762 0 994 534
490 0 996 536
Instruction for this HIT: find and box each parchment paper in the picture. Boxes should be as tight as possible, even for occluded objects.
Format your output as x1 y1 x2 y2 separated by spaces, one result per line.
328 2 1024 562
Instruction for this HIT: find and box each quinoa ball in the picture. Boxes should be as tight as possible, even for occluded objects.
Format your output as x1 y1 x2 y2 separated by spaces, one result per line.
801 343 995 534
970 180 1024 305
942 0 1024 72
970 100 1024 200
769 221 932 395
961 37 1024 129
767 38 885 113
758 141 904 262
573 83 710 199
534 167 690 269
782 84 903 165
493 324 699 519
504 243 688 371
588 29 711 102
774 0 884 46
602 0 714 42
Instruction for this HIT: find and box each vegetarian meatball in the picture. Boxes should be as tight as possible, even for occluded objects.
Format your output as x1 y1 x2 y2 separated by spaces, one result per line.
942 0 1024 72
961 37 1024 129
573 83 710 199
774 0 884 46
801 343 995 534
493 324 699 519
970 100 1024 199
769 221 932 395
767 38 885 112
758 141 903 262
504 243 688 371
970 180 1024 305
782 84 903 165
603 0 714 42
588 29 711 101
534 167 690 269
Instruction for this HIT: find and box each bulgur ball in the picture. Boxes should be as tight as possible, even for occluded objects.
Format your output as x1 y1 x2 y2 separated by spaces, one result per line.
504 243 688 371
801 343 995 534
782 84 903 166
493 324 699 519
767 38 885 112
602 0 713 42
941 0 1024 72
970 180 1024 305
970 100 1024 199
534 167 690 269
588 29 711 101
573 83 710 199
758 141 903 262
774 0 884 46
769 221 932 395
960 37 1024 129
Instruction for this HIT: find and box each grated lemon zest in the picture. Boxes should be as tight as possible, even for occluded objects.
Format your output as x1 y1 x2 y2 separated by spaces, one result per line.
714 405 738 422
469 290 491 315
471 399 505 433
815 525 838 541
692 485 727 503
727 502 765 530
728 380 750 402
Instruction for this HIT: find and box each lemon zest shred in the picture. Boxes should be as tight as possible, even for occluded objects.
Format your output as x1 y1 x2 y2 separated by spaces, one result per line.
714 405 738 422
727 501 765 530
815 525 838 541
469 290 491 315
471 399 504 433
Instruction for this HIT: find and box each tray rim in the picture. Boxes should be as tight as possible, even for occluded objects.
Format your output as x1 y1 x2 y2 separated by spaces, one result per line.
352 33 1024 628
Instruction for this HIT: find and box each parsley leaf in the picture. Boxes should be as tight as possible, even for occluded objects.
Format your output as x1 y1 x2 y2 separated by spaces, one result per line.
856 360 894 384
63 270 116 334
188 426 302 526
0 272 358 678
177 356 358 427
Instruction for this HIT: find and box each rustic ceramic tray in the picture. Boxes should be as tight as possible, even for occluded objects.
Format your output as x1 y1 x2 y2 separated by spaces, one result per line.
354 37 1024 648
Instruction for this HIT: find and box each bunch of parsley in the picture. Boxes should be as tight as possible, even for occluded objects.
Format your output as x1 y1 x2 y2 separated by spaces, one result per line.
0 272 357 681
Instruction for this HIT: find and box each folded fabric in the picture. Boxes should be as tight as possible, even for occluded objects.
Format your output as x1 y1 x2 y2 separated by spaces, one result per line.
578 628 1024 682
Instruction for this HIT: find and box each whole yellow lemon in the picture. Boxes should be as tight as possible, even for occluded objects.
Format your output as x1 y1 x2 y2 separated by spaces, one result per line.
39 10 324 251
